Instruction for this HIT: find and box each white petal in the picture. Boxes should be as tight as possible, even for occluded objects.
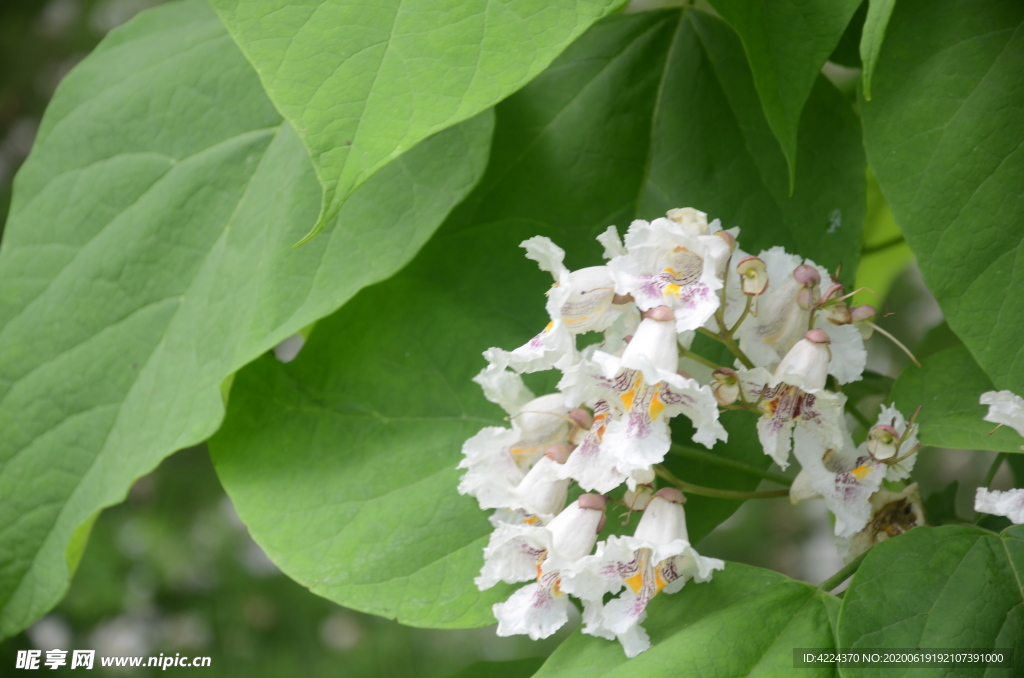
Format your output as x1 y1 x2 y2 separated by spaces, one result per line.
616 620 652 658
513 457 570 519
980 390 1024 438
634 496 689 545
458 427 524 510
598 225 626 259
620 317 679 379
521 236 568 280
494 582 573 640
473 367 535 416
476 523 551 589
818 322 867 385
975 487 1024 524
485 320 577 374
545 502 603 565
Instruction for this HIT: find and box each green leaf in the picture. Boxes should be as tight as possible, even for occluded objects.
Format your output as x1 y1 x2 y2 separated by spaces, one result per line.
707 0 863 186
0 1 491 638
861 0 1024 392
890 347 1024 453
852 169 912 308
210 7 864 628
209 0 627 242
446 658 546 678
666 411 778 545
533 563 838 676
837 525 1024 669
923 481 964 526
859 0 896 101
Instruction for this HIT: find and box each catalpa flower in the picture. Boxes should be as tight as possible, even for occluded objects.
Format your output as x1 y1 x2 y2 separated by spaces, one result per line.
739 330 845 469
485 236 632 374
790 427 885 538
459 370 585 511
559 307 725 490
735 248 865 384
607 210 732 333
477 495 607 640
562 489 723 657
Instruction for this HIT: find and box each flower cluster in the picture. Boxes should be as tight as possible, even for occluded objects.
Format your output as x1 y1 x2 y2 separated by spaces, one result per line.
458 208 922 656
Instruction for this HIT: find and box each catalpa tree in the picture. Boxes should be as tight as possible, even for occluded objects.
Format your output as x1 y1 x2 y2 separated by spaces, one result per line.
1 0 1023 674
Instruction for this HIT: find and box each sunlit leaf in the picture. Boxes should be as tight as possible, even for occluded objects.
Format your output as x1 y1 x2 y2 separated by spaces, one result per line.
0 1 491 638
210 0 628 240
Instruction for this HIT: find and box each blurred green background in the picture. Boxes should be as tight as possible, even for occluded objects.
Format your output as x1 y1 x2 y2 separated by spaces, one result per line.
0 1 1013 676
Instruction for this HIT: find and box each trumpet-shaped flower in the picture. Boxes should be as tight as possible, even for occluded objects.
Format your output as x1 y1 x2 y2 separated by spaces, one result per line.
562 489 723 657
607 213 732 333
739 331 845 469
559 310 725 489
479 496 607 639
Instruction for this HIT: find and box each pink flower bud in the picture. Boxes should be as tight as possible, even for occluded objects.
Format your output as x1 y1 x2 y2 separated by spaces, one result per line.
793 264 821 287
804 329 830 344
851 305 877 323
544 444 575 464
653 487 685 504
715 229 737 252
818 283 844 305
643 306 675 322
612 293 635 305
711 367 740 406
568 408 594 430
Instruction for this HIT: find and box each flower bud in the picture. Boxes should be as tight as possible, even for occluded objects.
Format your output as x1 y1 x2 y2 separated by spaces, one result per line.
634 493 689 544
568 408 594 430
653 487 685 504
612 293 635 305
622 312 679 375
643 305 675 322
794 265 822 310
736 256 768 296
774 330 831 391
711 367 740 406
850 305 877 323
543 444 575 464
866 424 900 460
715 229 737 252
666 207 710 236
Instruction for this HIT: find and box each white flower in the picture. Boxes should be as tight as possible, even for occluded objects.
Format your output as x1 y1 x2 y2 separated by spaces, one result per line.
869 404 919 482
975 487 1024 524
459 372 580 510
561 489 723 657
559 310 726 489
484 496 607 640
980 390 1024 438
607 213 731 333
791 427 885 538
739 332 845 469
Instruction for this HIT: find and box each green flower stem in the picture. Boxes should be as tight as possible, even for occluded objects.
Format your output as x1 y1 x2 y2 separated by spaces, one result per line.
817 551 869 592
669 444 792 486
654 464 790 500
696 327 756 369
984 452 1008 488
727 295 753 336
679 348 721 370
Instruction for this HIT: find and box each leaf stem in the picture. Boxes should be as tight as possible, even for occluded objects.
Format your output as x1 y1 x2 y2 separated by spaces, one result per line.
669 444 792 486
984 453 1007 488
654 464 790 499
817 551 869 592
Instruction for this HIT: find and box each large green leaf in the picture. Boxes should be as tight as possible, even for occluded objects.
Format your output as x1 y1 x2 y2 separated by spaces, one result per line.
837 525 1024 675
859 0 896 101
890 346 1024 454
861 0 1024 392
0 1 491 638
533 563 838 676
210 0 627 241
708 0 862 185
210 7 865 629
